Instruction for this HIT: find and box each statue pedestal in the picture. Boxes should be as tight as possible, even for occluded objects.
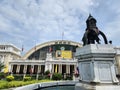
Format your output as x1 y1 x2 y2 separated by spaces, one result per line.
75 83 120 90
75 44 120 90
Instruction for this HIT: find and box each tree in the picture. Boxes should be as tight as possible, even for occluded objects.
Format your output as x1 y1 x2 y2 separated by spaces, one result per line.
0 61 4 72
0 61 5 79
52 73 62 80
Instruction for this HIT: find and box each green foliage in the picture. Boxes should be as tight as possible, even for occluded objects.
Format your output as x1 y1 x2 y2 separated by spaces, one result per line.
38 75 50 80
52 73 62 80
0 80 8 89
65 75 73 80
0 72 5 80
44 75 50 79
0 61 4 72
44 70 51 79
44 70 50 75
0 79 53 89
14 75 23 81
38 75 43 80
7 81 24 88
31 75 36 80
6 75 14 82
23 76 31 81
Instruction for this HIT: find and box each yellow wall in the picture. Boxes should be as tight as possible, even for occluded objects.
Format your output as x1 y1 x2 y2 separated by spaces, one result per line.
56 50 72 59
61 51 72 59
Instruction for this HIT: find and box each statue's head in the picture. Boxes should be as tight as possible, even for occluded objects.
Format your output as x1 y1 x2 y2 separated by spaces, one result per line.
86 14 97 29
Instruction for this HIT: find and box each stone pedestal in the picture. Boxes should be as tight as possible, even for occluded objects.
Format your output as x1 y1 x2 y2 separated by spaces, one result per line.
75 44 120 90
75 83 120 90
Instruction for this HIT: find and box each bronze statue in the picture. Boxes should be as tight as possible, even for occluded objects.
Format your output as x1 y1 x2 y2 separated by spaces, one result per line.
82 14 108 46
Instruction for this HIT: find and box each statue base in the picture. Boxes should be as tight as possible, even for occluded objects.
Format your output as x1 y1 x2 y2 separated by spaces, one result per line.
75 44 119 83
75 44 120 90
75 82 120 90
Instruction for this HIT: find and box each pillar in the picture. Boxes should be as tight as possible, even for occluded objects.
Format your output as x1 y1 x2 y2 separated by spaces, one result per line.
59 64 62 73
58 64 60 73
23 65 27 78
52 64 54 73
16 65 20 74
10 64 13 75
68 65 70 74
37 65 41 74
36 65 41 80
31 65 34 74
23 65 27 74
61 64 62 73
66 65 69 74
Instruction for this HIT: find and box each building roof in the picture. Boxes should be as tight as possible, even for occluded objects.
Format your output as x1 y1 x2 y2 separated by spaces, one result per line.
0 43 21 56
0 43 21 51
22 40 82 59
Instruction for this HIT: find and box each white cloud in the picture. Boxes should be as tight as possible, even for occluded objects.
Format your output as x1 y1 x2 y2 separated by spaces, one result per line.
0 0 120 53
91 0 120 46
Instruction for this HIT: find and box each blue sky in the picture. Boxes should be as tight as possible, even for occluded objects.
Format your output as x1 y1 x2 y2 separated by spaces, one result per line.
0 0 120 53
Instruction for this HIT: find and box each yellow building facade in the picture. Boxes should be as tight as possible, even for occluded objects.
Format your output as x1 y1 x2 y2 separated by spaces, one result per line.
0 43 21 73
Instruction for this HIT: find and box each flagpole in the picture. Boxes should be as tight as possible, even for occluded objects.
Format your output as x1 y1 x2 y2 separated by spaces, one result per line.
62 32 64 40
21 44 24 56
34 40 36 60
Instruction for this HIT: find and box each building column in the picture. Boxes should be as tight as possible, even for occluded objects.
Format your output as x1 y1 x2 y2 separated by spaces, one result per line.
58 64 61 73
68 65 70 74
31 65 34 74
66 65 70 74
23 65 27 74
37 65 41 74
58 64 60 73
16 65 20 74
40 65 41 73
59 64 62 73
36 65 40 80
23 65 27 78
10 64 13 75
66 65 69 74
73 65 76 81
61 64 62 73
52 64 54 73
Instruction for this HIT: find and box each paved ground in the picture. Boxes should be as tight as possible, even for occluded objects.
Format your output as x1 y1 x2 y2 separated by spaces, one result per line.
1 88 15 90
